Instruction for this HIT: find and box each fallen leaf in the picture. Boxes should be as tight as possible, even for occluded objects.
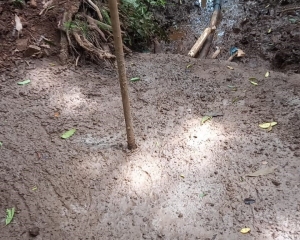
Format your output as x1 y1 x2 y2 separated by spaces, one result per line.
259 122 277 129
6 208 15 225
32 186 37 191
54 112 60 117
246 166 277 177
15 14 23 32
0 142 2 147
61 129 76 139
267 28 272 34
265 71 270 77
265 4 270 8
204 112 223 117
232 97 239 103
180 174 185 178
199 193 207 198
289 18 297 24
130 77 140 82
186 64 194 69
267 125 273 132
240 228 251 234
17 79 31 85
262 161 268 165
250 80 258 86
228 85 237 91
227 66 234 70
237 49 246 57
244 198 255 205
201 116 212 124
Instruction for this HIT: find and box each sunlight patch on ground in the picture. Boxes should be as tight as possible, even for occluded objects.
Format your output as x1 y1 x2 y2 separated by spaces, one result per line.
124 156 164 196
185 119 228 148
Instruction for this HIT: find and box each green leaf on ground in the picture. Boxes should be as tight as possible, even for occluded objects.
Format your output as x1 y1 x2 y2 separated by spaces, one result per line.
250 80 258 86
17 79 31 85
241 228 251 234
130 77 140 82
259 122 277 129
201 116 212 124
6 207 15 225
246 166 277 177
289 18 297 24
199 193 207 198
265 71 270 77
61 129 76 139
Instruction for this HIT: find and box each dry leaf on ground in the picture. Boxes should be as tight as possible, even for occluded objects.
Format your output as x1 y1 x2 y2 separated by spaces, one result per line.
246 166 277 177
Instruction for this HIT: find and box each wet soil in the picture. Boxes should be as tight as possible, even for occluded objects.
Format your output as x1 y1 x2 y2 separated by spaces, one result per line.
158 0 300 72
1 1 300 239
1 54 300 239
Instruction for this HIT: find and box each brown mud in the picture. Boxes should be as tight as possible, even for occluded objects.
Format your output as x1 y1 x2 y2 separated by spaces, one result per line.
0 0 300 239
1 54 300 239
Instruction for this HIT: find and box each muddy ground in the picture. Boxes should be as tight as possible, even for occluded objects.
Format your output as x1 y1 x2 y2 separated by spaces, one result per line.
1 54 300 239
1 0 300 240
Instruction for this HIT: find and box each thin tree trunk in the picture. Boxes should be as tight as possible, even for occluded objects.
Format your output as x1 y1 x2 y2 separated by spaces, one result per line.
108 0 137 150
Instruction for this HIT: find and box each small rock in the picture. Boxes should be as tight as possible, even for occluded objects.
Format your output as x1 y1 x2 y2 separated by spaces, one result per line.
232 26 241 34
16 38 29 51
271 180 281 186
142 233 151 239
29 227 39 237
24 45 41 57
29 0 37 8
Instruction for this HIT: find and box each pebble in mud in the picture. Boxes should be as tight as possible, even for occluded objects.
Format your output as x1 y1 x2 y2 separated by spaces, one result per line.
29 227 40 237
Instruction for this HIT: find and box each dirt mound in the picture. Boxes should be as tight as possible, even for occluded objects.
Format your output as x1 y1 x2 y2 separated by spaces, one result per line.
0 1 62 71
230 0 300 72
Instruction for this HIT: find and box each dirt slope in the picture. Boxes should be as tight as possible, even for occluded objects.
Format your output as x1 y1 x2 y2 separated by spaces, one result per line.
0 53 299 239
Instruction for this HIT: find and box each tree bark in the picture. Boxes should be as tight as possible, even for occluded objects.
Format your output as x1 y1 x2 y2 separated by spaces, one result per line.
108 0 137 150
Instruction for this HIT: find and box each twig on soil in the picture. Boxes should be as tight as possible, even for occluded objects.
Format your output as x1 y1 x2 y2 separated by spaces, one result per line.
211 46 221 59
227 52 237 62
279 6 300 13
75 55 80 67
39 0 53 15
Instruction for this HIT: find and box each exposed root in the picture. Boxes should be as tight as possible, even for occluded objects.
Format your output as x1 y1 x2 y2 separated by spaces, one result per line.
56 0 133 65
73 32 115 60
86 0 103 21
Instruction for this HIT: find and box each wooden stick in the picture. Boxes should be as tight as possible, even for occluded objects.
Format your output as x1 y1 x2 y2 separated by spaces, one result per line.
108 0 137 150
227 52 237 61
199 34 214 58
211 46 221 59
188 27 212 58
